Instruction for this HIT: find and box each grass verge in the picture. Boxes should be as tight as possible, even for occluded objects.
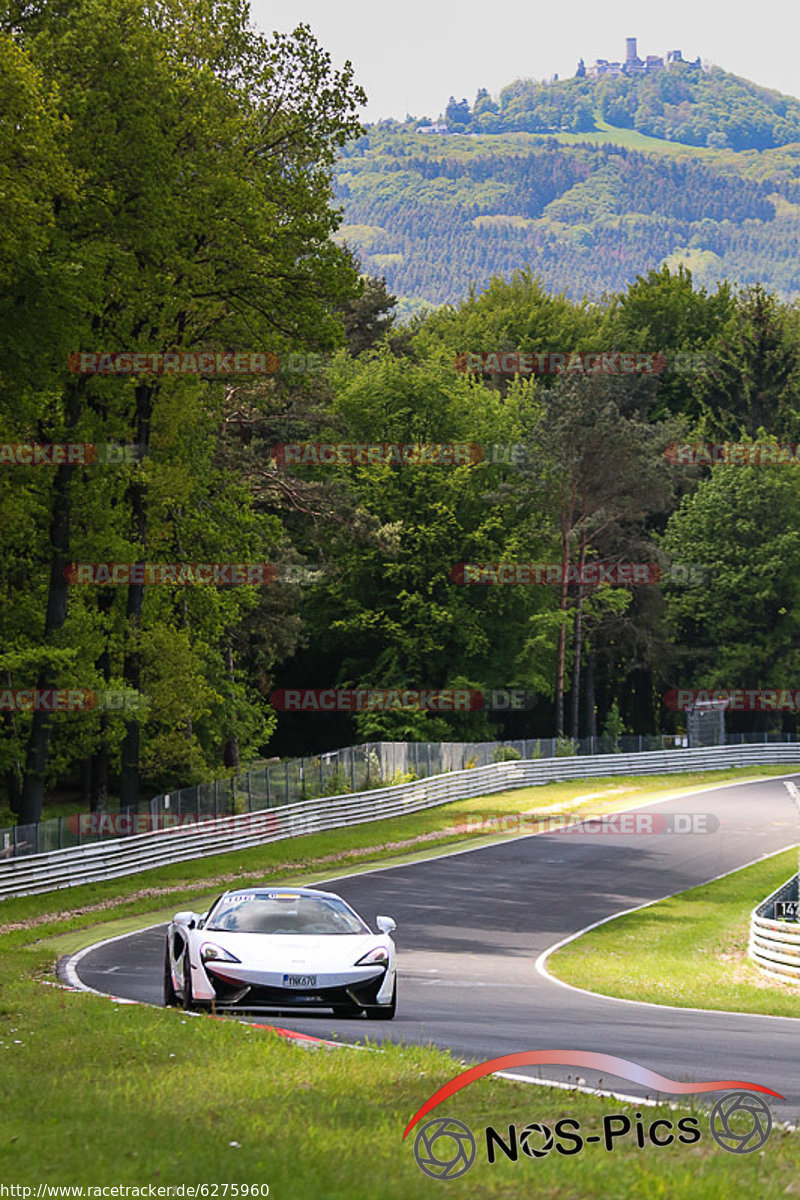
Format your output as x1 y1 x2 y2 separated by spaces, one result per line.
2 765 795 941
548 848 800 1016
1 936 800 1196
2 766 800 1195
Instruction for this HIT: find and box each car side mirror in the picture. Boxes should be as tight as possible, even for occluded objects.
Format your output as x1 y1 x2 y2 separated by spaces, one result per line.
376 915 396 935
173 911 198 930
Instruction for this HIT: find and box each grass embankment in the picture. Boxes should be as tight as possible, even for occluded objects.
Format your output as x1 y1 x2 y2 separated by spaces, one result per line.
549 848 800 1017
2 978 799 1197
2 766 800 1195
3 764 795 939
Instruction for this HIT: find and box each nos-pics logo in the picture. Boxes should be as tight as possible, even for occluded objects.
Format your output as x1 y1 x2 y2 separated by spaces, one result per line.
405 1052 780 1180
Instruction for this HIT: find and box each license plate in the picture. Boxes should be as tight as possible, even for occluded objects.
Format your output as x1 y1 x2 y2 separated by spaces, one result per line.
284 974 317 987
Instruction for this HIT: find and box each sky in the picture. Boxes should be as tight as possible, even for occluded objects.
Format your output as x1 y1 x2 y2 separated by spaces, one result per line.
250 0 800 122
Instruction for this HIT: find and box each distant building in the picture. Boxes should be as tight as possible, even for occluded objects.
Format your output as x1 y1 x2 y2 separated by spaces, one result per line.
587 58 623 79
624 36 644 74
579 38 702 79
416 121 449 134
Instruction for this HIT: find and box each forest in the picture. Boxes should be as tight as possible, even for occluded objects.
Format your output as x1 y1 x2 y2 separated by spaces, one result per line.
4 2 800 828
334 132 800 306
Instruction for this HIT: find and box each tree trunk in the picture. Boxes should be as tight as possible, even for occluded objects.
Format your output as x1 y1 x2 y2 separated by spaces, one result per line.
2 700 22 818
222 644 240 770
555 497 571 739
120 381 155 813
570 538 588 740
584 648 597 739
89 590 114 811
19 377 87 824
19 461 74 824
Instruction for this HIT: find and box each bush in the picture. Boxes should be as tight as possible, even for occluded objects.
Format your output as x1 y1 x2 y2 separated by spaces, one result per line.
492 745 522 762
322 769 352 797
390 769 418 785
601 700 626 753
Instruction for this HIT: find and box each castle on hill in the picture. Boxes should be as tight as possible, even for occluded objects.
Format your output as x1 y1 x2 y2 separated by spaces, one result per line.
577 37 701 79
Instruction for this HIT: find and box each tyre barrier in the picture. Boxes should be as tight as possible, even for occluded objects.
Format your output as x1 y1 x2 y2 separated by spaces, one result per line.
749 872 800 985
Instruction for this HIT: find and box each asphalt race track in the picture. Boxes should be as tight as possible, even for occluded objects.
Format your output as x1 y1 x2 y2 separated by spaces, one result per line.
68 775 800 1119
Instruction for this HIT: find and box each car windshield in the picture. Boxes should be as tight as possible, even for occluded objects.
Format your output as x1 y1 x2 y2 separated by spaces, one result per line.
205 892 368 935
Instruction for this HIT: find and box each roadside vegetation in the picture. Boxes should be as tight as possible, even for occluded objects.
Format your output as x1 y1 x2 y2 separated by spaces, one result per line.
1 766 792 935
549 847 800 1016
1 770 799 1194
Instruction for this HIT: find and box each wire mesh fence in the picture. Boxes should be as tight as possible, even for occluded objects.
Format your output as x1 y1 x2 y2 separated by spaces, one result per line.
2 730 798 859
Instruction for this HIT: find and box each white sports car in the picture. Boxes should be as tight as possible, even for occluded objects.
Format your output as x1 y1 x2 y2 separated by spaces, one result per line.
163 886 397 1019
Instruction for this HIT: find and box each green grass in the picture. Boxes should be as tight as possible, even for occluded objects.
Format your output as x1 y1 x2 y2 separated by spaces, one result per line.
549 848 800 1017
2 765 794 939
1 929 799 1195
1 767 800 1193
398 123 705 155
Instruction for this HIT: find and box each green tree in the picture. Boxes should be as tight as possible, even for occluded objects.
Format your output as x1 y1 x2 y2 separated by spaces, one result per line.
698 285 800 439
660 462 800 703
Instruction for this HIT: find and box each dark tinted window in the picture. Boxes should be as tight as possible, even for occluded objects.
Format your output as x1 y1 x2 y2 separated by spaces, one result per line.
206 893 367 935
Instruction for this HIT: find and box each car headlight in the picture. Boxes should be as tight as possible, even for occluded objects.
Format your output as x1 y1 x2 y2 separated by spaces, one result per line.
200 943 241 964
355 947 389 966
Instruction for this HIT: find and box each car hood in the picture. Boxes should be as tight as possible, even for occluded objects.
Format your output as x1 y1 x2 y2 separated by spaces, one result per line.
197 931 389 967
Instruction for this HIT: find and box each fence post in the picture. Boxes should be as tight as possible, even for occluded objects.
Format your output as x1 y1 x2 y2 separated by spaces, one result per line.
266 767 271 808
427 743 432 778
350 752 356 792
59 815 63 850
285 761 290 805
247 772 253 812
214 779 219 818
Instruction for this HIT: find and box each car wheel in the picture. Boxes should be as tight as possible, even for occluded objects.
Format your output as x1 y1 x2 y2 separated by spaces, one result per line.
163 941 178 1007
372 977 396 1020
181 950 195 1011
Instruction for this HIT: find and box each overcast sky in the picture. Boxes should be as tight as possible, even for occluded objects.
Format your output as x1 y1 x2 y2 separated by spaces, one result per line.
250 0 799 122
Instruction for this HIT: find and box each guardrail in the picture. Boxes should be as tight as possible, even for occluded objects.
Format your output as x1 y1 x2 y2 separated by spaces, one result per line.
749 873 800 985
2 732 705 859
2 742 800 901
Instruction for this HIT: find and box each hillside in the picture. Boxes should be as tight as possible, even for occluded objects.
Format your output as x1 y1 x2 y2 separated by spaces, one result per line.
333 126 800 308
455 63 800 151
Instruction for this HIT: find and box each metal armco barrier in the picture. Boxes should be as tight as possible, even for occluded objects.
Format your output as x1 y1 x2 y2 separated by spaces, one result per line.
749 873 800 984
2 743 800 900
